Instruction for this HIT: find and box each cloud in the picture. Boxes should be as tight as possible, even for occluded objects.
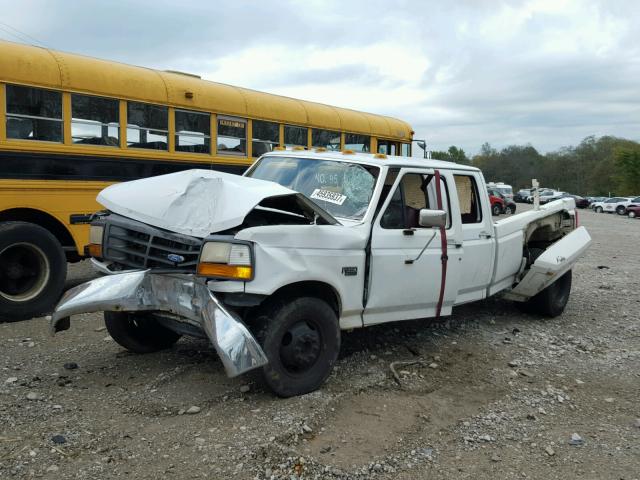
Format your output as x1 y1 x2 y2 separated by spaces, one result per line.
0 0 638 154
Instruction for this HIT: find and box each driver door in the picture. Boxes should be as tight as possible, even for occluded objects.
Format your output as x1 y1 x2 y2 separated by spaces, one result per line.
363 168 462 325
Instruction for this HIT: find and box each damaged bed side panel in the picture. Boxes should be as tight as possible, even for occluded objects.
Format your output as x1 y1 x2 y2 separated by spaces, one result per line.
504 226 592 301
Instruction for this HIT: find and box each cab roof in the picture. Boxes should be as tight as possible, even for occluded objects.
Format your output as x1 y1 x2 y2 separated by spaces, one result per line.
261 148 480 173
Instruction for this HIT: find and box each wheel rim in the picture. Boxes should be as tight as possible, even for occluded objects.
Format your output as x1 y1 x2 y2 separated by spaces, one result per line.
0 243 50 302
279 320 322 374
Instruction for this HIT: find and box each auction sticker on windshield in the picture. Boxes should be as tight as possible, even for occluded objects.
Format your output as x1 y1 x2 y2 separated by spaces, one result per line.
310 189 347 206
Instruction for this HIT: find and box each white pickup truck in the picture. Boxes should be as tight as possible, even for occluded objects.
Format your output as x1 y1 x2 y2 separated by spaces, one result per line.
51 150 591 397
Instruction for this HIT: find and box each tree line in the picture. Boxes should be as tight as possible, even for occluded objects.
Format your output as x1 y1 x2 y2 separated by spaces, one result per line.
430 136 640 196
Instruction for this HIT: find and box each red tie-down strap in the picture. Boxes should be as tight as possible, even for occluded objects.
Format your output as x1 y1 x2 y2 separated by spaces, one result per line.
434 169 448 318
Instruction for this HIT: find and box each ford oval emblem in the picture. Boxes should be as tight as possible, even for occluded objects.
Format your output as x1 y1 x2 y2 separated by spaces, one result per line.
167 253 185 263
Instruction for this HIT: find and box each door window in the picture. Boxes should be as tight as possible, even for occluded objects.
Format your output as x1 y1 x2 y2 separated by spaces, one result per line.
454 175 483 224
381 172 450 229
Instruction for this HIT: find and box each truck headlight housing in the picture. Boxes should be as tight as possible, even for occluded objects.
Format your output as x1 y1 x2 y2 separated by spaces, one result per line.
87 224 104 258
197 241 253 280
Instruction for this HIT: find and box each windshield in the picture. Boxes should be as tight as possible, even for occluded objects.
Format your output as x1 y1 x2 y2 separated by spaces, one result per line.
246 156 379 220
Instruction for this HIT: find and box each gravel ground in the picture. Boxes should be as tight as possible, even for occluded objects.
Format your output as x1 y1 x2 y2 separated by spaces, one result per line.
1 206 639 479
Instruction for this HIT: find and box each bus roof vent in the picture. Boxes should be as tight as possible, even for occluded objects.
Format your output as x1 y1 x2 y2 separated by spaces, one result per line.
164 70 201 79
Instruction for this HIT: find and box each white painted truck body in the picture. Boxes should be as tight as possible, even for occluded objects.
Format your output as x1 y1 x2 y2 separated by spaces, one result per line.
51 150 591 387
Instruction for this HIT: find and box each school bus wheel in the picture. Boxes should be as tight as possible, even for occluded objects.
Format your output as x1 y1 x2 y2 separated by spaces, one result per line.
0 222 67 322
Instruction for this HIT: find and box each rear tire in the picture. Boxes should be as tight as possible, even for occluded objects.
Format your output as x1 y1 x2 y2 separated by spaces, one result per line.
0 222 67 322
506 205 516 214
595 206 603 213
629 211 637 218
254 296 340 397
524 270 573 317
104 311 181 353
492 204 502 216
616 205 626 215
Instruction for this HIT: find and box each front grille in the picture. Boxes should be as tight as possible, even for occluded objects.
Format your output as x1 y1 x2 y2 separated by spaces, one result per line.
102 214 202 271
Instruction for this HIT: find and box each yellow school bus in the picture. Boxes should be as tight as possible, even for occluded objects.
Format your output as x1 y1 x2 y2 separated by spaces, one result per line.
0 40 414 320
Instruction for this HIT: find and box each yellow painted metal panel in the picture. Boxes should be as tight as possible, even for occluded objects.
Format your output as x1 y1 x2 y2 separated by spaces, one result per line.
298 101 341 130
0 83 5 142
363 113 391 138
0 179 111 253
0 41 61 88
0 40 412 141
237 88 307 125
168 107 175 153
335 109 371 135
62 92 71 145
118 100 127 149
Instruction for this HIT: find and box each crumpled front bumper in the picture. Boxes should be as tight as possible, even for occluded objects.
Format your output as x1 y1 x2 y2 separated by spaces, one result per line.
50 271 268 377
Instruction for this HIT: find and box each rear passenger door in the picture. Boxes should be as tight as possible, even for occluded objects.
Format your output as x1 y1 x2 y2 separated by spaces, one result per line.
453 173 495 303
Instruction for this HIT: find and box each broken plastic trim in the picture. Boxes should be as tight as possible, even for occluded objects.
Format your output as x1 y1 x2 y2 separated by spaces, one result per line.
50 271 268 377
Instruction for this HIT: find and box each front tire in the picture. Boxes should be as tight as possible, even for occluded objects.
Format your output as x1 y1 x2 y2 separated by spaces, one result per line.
629 211 637 218
0 222 67 322
492 204 502 216
104 311 181 353
254 297 340 397
525 270 573 317
506 205 516 214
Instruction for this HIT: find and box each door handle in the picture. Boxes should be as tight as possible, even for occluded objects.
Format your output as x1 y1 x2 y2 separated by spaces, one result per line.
479 231 492 239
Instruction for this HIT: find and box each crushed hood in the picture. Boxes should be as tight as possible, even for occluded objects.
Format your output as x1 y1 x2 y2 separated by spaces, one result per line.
97 169 336 238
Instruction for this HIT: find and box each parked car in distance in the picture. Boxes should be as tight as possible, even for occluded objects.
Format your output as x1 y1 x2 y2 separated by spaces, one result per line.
540 191 566 204
591 198 615 212
526 189 556 203
488 189 506 215
601 197 635 215
616 196 640 215
514 189 532 203
627 204 640 218
489 188 516 214
561 194 590 209
486 182 513 200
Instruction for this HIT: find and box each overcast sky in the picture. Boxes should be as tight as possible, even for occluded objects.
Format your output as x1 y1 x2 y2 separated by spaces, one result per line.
1 0 638 155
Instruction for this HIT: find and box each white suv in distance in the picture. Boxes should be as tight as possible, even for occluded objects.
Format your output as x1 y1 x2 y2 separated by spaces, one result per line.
600 197 635 215
592 197 627 214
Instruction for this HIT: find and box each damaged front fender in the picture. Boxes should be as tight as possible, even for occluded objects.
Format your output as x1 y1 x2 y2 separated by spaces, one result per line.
50 271 268 377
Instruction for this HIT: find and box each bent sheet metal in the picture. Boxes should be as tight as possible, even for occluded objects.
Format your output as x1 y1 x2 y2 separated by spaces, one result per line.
50 271 268 377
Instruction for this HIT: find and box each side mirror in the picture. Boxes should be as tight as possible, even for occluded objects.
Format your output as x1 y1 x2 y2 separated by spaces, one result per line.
419 209 447 228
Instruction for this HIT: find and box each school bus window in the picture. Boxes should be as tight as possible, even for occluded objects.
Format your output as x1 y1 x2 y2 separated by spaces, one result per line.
71 94 119 146
312 129 340 150
401 143 411 157
175 109 210 154
344 133 370 152
252 120 279 157
217 117 246 155
126 102 168 150
284 125 308 147
5 84 63 142
377 140 398 155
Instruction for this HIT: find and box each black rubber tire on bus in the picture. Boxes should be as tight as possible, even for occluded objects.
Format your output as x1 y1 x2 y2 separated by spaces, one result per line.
104 311 182 353
525 270 573 318
0 222 67 322
254 296 340 397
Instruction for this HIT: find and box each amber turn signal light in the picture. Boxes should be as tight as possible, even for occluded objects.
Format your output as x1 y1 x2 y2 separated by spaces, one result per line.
196 263 253 280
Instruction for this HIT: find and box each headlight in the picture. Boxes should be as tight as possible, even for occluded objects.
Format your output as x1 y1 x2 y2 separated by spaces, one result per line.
87 224 104 258
197 241 253 280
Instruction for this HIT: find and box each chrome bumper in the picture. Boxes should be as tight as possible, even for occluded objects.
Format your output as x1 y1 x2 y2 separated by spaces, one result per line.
50 271 268 377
